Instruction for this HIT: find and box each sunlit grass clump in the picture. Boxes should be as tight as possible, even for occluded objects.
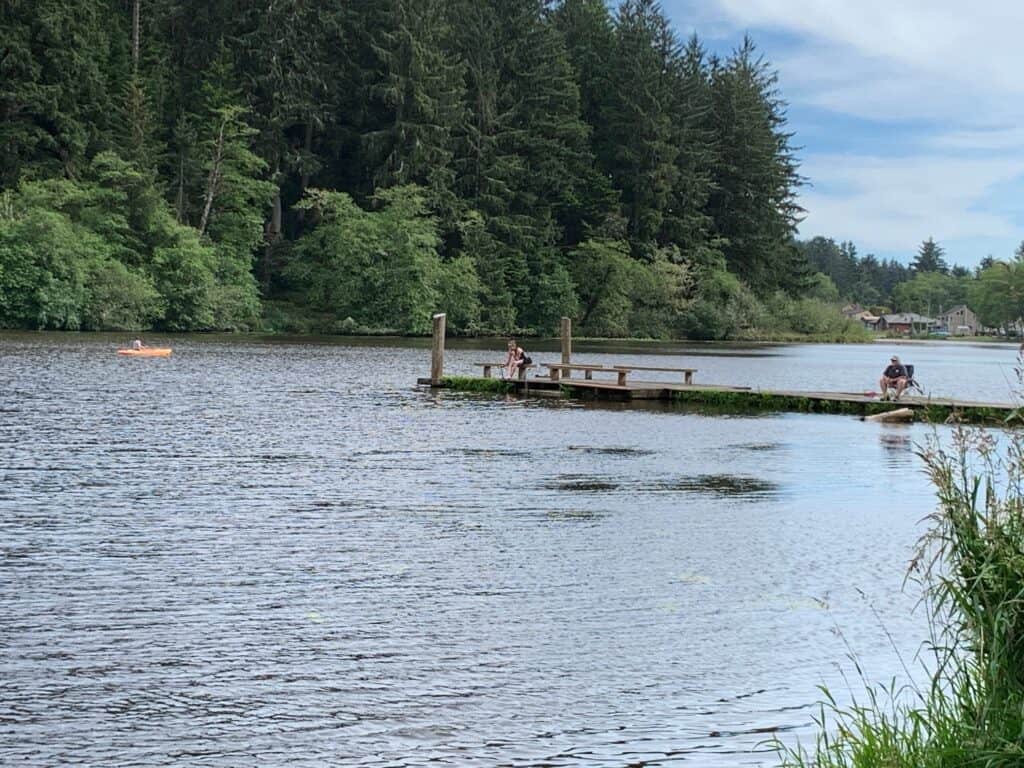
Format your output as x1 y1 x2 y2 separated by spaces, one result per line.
778 426 1024 768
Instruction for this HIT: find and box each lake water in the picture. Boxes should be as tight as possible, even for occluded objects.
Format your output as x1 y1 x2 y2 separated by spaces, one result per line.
1 333 1019 766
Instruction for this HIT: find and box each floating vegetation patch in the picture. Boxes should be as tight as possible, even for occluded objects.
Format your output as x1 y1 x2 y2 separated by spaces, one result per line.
566 445 656 456
544 508 609 521
542 476 621 493
440 375 515 394
308 499 353 508
460 448 531 458
658 474 779 497
542 473 776 498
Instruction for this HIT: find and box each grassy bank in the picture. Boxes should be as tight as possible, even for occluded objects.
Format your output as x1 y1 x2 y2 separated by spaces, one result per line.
777 426 1024 768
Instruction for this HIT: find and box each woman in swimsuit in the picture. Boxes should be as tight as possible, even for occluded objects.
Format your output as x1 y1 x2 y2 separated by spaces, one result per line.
504 339 526 379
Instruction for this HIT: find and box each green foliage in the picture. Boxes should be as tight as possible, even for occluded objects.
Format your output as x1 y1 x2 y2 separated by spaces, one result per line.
969 250 1024 330
570 239 636 336
569 239 693 338
764 293 864 337
0 175 163 330
362 0 465 210
602 0 680 251
893 271 967 316
0 0 120 186
435 254 483 333
805 272 840 303
0 152 261 331
440 375 515 394
681 267 764 340
288 185 449 334
82 259 164 330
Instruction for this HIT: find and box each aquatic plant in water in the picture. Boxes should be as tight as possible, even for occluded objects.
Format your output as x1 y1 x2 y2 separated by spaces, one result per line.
776 424 1024 767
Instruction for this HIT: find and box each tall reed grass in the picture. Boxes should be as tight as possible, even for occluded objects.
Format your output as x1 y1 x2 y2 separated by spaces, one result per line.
777 424 1024 767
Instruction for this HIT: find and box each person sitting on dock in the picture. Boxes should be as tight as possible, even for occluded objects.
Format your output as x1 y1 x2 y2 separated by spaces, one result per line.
879 355 909 401
131 338 148 351
504 339 530 379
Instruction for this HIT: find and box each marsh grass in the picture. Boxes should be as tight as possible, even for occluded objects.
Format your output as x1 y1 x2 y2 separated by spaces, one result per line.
777 424 1024 767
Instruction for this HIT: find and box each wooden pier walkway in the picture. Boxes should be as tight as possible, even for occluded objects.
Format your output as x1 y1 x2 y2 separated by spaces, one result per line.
418 374 1018 424
418 313 1018 424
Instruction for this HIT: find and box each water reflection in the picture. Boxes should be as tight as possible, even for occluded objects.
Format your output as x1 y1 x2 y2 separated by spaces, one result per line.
877 427 917 470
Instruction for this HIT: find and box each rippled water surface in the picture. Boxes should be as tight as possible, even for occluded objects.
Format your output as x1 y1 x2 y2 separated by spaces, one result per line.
1 334 1016 766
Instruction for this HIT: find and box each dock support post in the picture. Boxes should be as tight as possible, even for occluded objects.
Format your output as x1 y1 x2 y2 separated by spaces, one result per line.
561 316 572 365
431 313 446 385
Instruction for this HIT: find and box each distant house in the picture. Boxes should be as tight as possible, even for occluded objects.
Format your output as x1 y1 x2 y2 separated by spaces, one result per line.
877 313 937 335
938 305 978 335
841 303 865 318
852 310 879 329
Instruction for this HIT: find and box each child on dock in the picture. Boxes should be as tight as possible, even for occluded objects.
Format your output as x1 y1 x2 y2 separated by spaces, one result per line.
504 339 530 379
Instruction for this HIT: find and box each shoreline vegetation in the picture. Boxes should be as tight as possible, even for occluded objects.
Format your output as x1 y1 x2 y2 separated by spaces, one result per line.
258 299 875 342
777 423 1024 768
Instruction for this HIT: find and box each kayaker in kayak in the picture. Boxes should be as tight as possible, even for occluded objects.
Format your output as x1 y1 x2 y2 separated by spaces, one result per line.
131 338 148 351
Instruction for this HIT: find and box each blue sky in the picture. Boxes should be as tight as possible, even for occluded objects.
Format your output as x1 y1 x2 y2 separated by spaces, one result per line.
657 0 1024 268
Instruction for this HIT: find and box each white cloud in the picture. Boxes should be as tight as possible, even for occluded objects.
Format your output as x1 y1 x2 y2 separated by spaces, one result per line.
715 0 1024 94
797 153 1024 253
659 0 1024 261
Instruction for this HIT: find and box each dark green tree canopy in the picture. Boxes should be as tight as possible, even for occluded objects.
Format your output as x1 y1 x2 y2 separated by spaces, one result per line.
1 0 861 339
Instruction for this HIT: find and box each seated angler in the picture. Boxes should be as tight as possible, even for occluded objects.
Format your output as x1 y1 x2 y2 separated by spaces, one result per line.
879 355 909 401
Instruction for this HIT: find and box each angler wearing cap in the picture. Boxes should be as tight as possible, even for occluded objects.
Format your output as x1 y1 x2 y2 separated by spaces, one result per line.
879 355 909 401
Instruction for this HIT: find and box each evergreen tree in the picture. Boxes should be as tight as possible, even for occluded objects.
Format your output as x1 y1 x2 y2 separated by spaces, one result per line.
706 37 803 292
362 0 465 217
602 0 679 254
451 0 602 331
660 35 718 260
0 0 121 185
912 236 949 274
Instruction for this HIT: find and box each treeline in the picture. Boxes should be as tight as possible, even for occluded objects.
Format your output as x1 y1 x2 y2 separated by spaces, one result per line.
1 0 835 338
804 235 1024 331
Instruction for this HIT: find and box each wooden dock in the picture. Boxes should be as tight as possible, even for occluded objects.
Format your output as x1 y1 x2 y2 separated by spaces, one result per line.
417 375 1018 424
417 313 1018 424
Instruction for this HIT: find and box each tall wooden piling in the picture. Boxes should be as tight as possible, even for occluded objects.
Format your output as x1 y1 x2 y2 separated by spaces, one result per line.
431 313 446 384
561 316 572 365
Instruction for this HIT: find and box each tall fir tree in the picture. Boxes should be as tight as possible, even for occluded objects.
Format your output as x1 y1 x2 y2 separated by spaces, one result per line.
706 36 804 292
661 35 719 262
361 0 465 219
912 237 949 274
0 0 121 185
602 0 680 255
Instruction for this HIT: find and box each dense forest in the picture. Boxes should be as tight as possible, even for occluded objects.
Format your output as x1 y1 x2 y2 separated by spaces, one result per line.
9 0 1004 340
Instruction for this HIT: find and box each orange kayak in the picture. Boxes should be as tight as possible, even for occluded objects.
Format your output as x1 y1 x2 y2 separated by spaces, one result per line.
117 348 172 357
